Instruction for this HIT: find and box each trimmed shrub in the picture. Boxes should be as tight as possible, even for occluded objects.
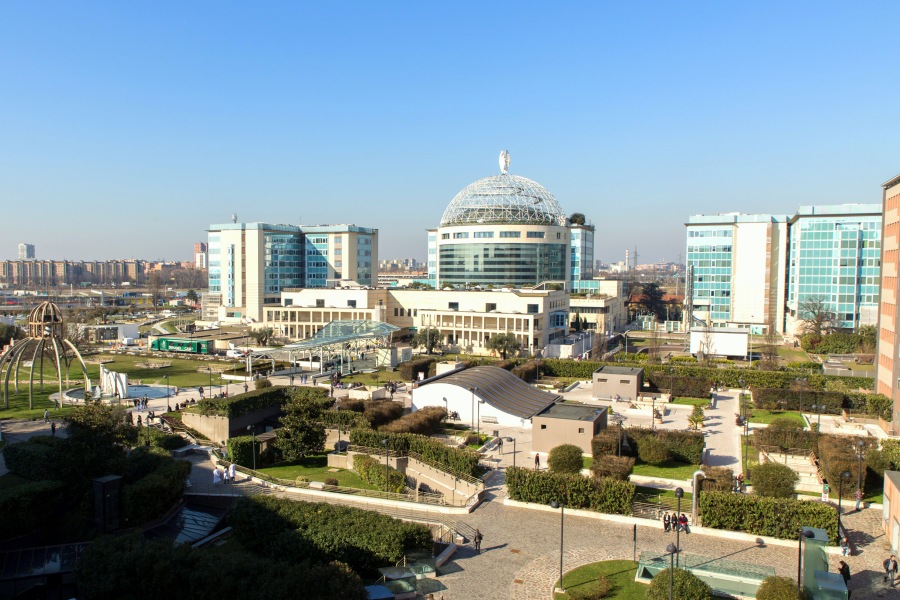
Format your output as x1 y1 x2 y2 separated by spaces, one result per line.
756 575 810 600
646 371 712 398
753 388 844 414
320 409 370 432
0 480 65 539
510 361 538 382
817 435 872 494
637 436 670 465
647 568 712 600
750 462 799 498
352 454 406 493
350 429 480 476
380 406 446 435
784 361 823 373
591 428 621 458
700 466 734 493
227 436 259 469
2 435 66 481
699 491 838 543
591 455 635 481
753 428 818 453
197 386 293 418
506 467 635 515
361 400 404 429
399 357 436 381
768 417 804 431
626 428 705 465
227 495 432 576
548 444 585 474
255 377 272 390
324 477 339 486
568 575 611 599
121 458 192 527
146 427 189 450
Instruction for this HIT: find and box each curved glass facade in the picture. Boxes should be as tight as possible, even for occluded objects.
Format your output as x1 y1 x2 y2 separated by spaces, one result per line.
438 242 567 287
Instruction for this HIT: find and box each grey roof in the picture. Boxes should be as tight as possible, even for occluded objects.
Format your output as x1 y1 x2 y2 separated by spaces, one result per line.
434 365 560 419
537 403 607 422
886 470 900 492
594 366 643 376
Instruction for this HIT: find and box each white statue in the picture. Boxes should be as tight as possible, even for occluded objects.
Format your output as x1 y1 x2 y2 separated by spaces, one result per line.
499 150 510 175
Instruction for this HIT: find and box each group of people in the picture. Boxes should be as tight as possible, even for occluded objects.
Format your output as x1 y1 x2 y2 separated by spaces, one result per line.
132 397 150 411
42 409 57 435
662 512 690 534
289 374 311 385
213 463 237 485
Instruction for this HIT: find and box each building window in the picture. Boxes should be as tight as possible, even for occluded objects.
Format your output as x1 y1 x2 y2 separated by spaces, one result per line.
449 302 458 310
527 231 545 239
441 233 450 239
527 304 538 314
347 300 356 308
540 424 547 430
578 428 585 434
474 231 494 239
486 303 497 312
620 379 629 384
500 231 521 238
316 299 324 308
453 232 469 239
394 308 399 316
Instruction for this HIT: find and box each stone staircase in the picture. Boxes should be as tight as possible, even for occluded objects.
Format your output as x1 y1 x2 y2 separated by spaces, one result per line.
761 451 822 493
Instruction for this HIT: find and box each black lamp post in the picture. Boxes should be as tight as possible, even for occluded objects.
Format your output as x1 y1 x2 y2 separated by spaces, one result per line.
247 425 256 471
856 439 865 494
795 377 807 416
797 528 814 595
811 404 825 432
470 386 478 432
666 542 678 600
383 438 389 495
164 374 170 412
506 436 517 469
838 470 851 532
207 367 212 397
675 487 684 568
477 399 484 437
550 500 565 593
442 397 448 418
145 417 150 446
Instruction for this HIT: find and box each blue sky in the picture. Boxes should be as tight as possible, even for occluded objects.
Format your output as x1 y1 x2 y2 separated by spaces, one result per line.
1 2 898 263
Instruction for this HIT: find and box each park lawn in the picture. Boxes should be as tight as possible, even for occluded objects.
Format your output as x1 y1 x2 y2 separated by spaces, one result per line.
847 363 876 374
672 397 710 407
258 455 378 490
777 346 811 362
739 435 760 481
0 472 30 491
635 485 694 502
631 460 702 481
748 409 806 426
553 560 644 600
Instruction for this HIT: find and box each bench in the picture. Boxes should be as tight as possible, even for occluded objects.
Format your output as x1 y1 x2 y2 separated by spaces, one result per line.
480 416 499 424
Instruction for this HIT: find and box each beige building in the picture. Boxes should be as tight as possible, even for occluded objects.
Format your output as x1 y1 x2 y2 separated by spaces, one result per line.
883 471 900 553
593 366 644 401
878 174 900 427
265 286 570 357
569 279 627 334
532 403 607 455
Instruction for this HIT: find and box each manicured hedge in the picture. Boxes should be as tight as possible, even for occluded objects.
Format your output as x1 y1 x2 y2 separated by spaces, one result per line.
591 428 621 458
645 371 712 398
227 495 433 576
2 435 66 481
647 568 712 600
817 435 874 494
753 388 844 414
0 480 65 539
121 458 192 527
626 428 705 465
399 357 437 381
352 454 406 493
146 427 189 450
227 436 259 469
699 466 734 493
380 406 447 435
510 361 538 382
320 409 371 431
548 444 584 474
197 386 293 418
753 428 819 452
350 429 480 476
699 491 838 544
506 467 634 515
591 455 635 481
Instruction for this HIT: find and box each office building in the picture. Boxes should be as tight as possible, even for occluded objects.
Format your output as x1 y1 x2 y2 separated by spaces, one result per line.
0 259 145 287
430 152 591 289
194 242 208 269
17 244 35 260
877 173 900 426
785 204 882 333
206 222 378 322
685 213 789 332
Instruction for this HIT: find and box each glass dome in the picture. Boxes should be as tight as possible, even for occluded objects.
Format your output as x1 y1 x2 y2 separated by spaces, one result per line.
440 174 567 227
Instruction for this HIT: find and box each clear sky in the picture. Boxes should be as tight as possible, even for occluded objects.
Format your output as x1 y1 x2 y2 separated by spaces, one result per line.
1 2 898 264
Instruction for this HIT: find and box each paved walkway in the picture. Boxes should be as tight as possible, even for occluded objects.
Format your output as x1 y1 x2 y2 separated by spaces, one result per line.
703 389 742 472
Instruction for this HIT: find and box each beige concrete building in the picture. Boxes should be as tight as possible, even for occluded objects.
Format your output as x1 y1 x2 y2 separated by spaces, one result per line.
592 366 644 401
883 471 900 553
265 286 569 357
532 402 607 455
569 279 627 334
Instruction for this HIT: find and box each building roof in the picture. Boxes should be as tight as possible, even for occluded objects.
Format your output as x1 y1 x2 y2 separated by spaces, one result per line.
594 366 643 376
432 365 560 419
537 402 607 422
883 173 900 190
886 470 900 492
440 174 567 227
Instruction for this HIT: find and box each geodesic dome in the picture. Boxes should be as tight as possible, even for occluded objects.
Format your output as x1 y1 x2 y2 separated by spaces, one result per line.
439 174 567 227
28 301 65 338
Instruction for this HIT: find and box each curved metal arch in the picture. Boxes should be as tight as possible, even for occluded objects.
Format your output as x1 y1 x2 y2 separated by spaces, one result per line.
440 174 567 227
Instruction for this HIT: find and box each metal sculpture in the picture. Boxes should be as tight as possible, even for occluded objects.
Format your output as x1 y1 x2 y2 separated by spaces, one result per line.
0 301 91 409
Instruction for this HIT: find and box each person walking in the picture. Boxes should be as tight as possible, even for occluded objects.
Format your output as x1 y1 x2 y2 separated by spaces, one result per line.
498 437 504 453
44 409 49 423
474 528 483 553
841 537 850 557
199 386 204 399
839 560 852 597
855 488 864 511
243 382 248 394
229 462 236 483
50 422 56 436
534 454 540 470
679 513 690 534
223 466 230 485
885 554 898 587
663 512 671 533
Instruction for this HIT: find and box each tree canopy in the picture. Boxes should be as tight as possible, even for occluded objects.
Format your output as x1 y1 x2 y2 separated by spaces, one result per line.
638 283 667 321
411 327 441 354
276 388 333 461
798 295 839 337
486 332 521 359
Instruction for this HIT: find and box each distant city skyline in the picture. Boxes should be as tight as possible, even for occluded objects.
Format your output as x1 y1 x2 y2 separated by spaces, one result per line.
2 3 898 264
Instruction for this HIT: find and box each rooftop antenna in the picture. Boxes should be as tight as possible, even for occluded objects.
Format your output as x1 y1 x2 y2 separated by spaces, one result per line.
499 150 510 175
231 213 237 224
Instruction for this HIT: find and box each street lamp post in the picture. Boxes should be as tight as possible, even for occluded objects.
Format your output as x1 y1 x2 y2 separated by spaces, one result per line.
383 438 389 495
145 417 150 446
675 487 684 568
838 470 851 532
666 542 677 600
795 377 807 418
856 440 865 497
797 528 814 595
470 387 477 432
247 425 256 471
506 437 517 469
477 399 484 437
442 397 448 418
811 404 825 432
550 500 565 593
208 367 212 398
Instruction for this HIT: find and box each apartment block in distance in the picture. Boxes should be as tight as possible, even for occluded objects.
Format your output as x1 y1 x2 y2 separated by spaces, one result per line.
206 222 378 323
877 173 900 427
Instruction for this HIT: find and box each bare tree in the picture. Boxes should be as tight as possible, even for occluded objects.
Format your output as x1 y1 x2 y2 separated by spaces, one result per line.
647 327 662 363
697 324 716 366
147 272 163 310
798 295 839 337
758 321 780 370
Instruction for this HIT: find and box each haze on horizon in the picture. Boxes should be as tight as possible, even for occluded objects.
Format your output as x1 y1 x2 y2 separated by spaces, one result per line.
1 2 898 265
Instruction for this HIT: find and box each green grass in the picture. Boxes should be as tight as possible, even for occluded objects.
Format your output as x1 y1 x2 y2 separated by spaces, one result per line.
257 455 378 490
671 396 710 407
776 347 811 362
553 560 644 600
631 460 703 480
635 485 694 502
748 409 807 426
582 456 593 470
